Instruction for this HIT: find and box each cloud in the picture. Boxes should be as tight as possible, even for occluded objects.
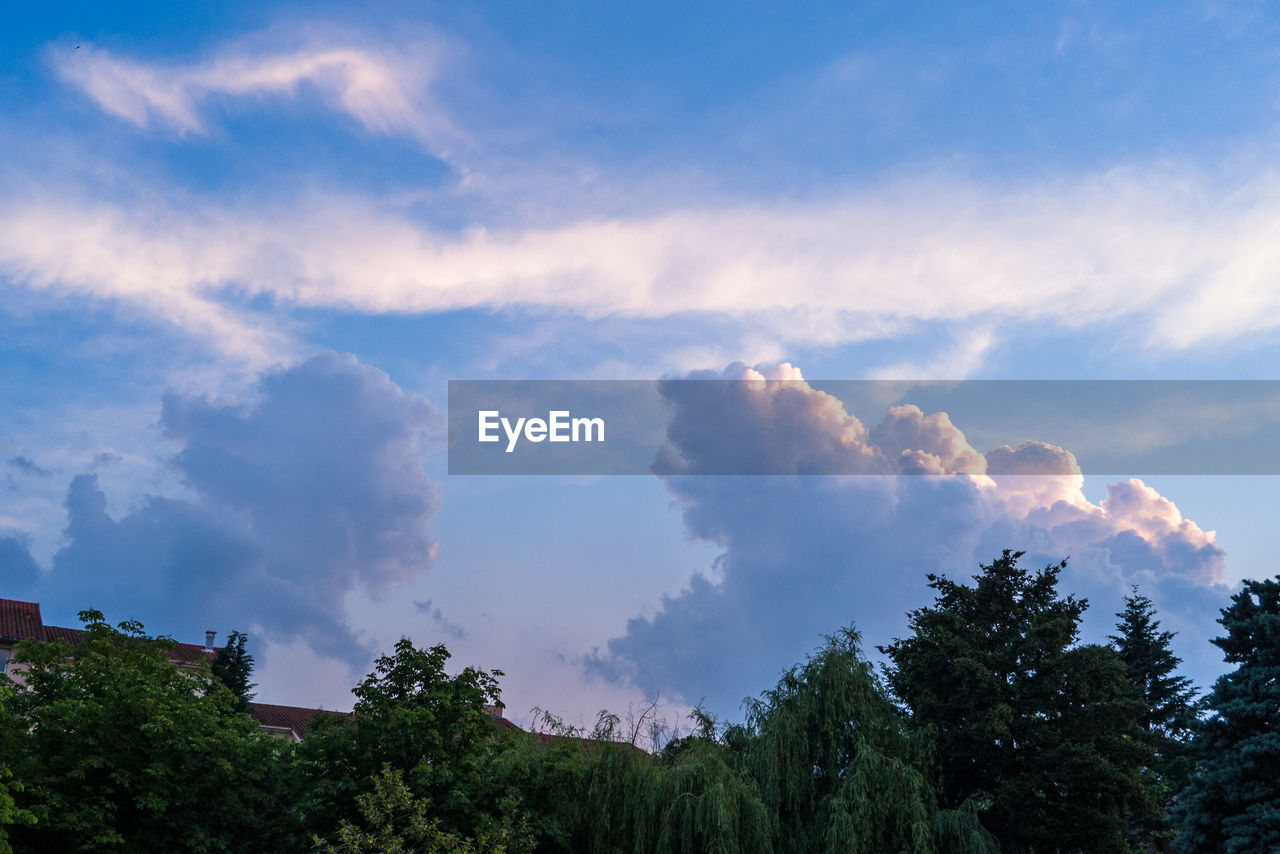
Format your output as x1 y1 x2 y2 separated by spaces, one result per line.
650 363 1060 477
652 363 891 476
864 329 999 381
6 352 442 667
592 365 1228 713
0 535 41 587
7 456 50 477
0 193 296 362
414 598 467 640
51 39 451 150
9 165 1280 364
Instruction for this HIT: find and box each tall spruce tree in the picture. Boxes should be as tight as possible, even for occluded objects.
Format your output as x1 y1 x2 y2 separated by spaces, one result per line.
1174 576 1280 853
1109 588 1198 843
881 550 1156 852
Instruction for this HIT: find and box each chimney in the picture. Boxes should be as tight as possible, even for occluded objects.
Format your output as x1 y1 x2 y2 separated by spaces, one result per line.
204 630 216 653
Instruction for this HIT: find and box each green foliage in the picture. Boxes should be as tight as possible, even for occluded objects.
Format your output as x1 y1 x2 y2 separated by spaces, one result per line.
0 570 1233 853
639 739 772 854
1109 587 1199 843
475 705 769 854
1174 576 1280 853
730 627 996 854
211 630 256 713
0 682 35 854
881 551 1156 852
1031 643 1160 850
293 637 506 844
575 728 770 854
312 765 533 854
1 609 289 854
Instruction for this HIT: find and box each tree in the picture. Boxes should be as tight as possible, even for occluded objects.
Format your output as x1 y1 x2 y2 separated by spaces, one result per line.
1109 588 1199 843
727 627 996 854
313 766 533 854
880 551 1155 852
1 610 289 854
482 629 993 854
479 703 772 854
293 638 507 844
0 683 35 854
211 629 256 713
1174 576 1280 853
571 712 771 854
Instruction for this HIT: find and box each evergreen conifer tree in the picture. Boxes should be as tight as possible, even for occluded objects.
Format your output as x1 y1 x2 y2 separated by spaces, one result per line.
211 629 256 713
1174 576 1280 852
1109 588 1198 844
881 550 1156 852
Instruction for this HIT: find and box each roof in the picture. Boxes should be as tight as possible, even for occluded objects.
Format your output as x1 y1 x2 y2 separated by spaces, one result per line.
479 705 645 752
0 597 216 662
249 702 348 739
1 598 542 745
2 596 347 742
485 703 522 731
0 598 43 643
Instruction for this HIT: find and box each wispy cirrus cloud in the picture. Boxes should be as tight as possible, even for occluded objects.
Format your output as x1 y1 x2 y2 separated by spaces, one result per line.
50 38 454 150
6 165 1280 366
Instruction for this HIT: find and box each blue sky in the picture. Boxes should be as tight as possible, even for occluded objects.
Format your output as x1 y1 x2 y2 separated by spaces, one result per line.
4 1 1280 723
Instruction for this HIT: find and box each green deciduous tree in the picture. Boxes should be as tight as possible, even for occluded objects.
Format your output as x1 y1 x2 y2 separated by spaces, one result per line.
1 610 289 854
0 682 35 854
1174 576 1280 853
727 627 996 854
481 707 771 854
881 551 1156 852
312 765 533 854
293 638 507 844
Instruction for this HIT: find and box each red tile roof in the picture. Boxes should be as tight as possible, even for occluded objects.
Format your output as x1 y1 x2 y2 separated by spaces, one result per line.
39 625 84 644
0 597 215 662
485 703 521 731
2 599 523 744
249 702 347 739
167 640 218 663
0 598 43 642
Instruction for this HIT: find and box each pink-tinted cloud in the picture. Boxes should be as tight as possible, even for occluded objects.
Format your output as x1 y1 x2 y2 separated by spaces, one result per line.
594 364 1227 712
12 167 1280 364
51 39 452 150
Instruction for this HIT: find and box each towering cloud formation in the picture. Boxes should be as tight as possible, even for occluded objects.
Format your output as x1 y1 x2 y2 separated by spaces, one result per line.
1 352 441 666
595 364 1227 713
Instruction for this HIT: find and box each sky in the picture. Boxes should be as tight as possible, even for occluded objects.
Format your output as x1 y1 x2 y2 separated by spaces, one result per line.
4 0 1280 726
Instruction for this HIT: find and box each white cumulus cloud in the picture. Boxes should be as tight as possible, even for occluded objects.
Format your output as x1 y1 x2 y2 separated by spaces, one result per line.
593 364 1227 712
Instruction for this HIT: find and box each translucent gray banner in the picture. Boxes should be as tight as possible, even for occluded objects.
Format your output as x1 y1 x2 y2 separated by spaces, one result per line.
448 380 1280 475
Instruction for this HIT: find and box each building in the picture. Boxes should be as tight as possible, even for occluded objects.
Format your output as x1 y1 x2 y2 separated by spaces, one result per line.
0 597 219 684
2 597 545 745
0 597 340 740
